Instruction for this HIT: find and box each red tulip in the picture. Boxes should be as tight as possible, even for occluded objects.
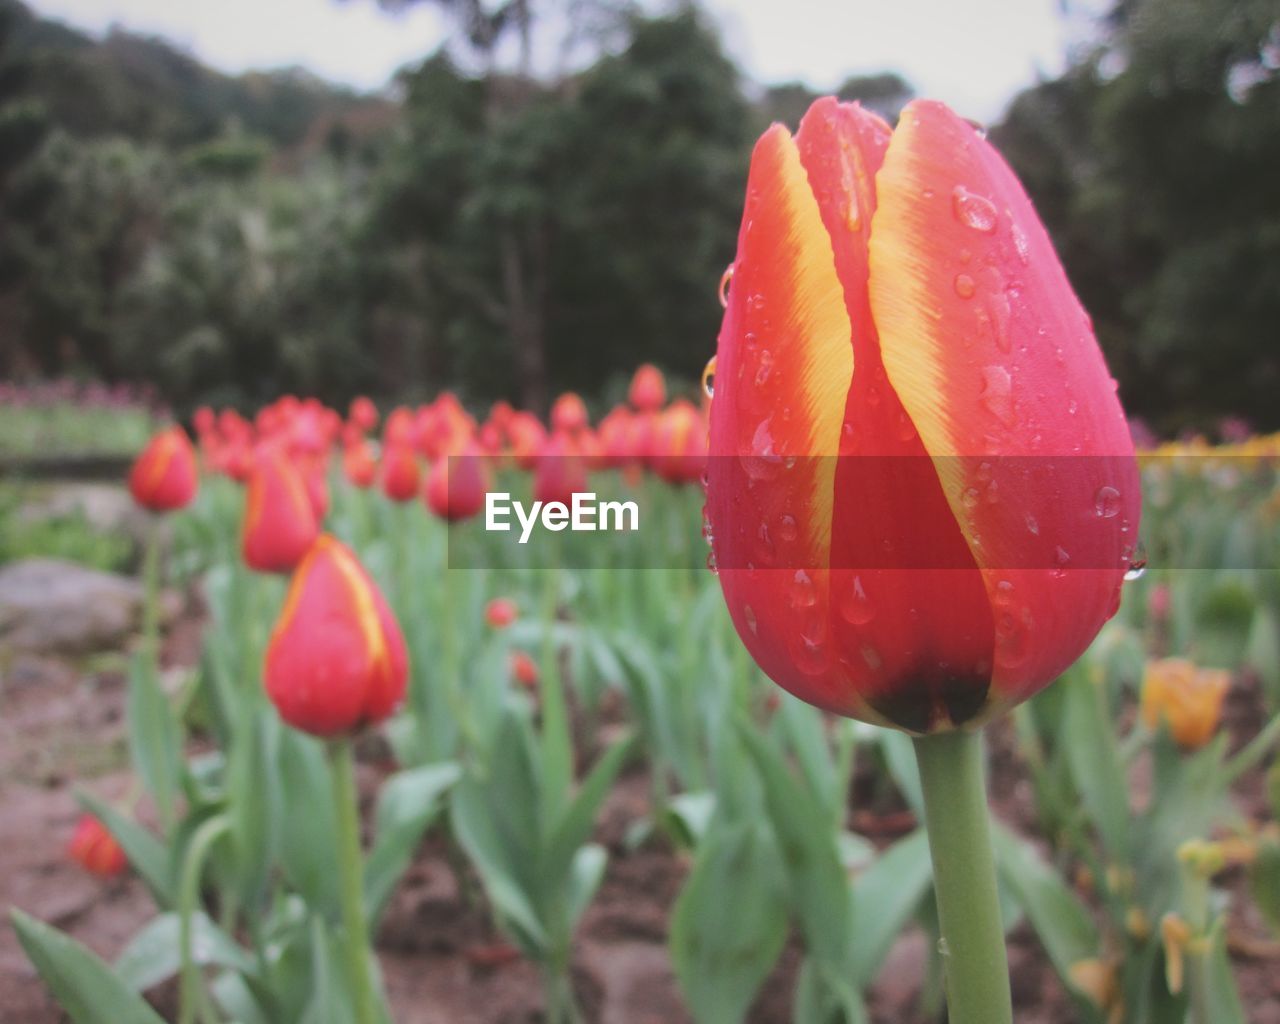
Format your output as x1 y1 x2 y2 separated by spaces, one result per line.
652 399 707 485
507 412 547 470
485 597 518 629
550 392 589 434
534 431 589 506
128 426 198 512
628 364 667 412
243 449 319 573
343 441 377 489
509 650 539 690
424 442 491 522
705 97 1140 733
349 395 379 433
67 814 128 877
381 443 422 503
264 535 408 737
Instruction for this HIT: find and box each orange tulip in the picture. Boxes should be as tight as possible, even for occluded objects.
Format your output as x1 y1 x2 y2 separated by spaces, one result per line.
1141 659 1230 750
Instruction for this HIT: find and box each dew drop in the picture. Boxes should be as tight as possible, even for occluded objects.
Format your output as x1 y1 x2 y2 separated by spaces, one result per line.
839 422 856 455
952 185 998 233
1011 223 1031 266
789 569 816 609
1025 512 1040 536
701 355 717 398
980 365 1017 428
839 575 876 625
777 514 798 543
938 937 951 957
964 117 987 140
995 610 1031 668
705 550 718 574
743 604 758 636
791 629 828 676
994 579 1014 606
756 521 777 566
860 643 883 671
718 264 734 308
962 487 980 509
954 273 976 299
1052 546 1071 578
987 290 1012 353
754 349 774 387
1124 541 1147 582
1094 485 1121 519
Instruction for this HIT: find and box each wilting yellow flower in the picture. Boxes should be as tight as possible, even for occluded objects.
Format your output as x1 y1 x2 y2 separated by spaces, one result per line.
1069 958 1123 1023
1160 913 1194 995
1140 658 1230 750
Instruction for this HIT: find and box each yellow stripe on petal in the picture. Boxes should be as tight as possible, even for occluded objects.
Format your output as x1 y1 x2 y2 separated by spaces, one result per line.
736 126 853 560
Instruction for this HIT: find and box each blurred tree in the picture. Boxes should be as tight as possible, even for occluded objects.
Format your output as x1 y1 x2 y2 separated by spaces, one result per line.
995 0 1280 431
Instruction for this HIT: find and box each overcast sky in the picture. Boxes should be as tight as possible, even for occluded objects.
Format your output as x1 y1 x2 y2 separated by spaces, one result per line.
29 0 1102 122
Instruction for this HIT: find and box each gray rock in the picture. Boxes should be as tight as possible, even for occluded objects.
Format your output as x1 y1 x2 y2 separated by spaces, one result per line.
16 483 151 546
0 558 145 655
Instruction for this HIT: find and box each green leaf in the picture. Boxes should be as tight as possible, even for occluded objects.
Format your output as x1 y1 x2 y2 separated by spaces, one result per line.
1200 921 1246 1024
543 735 634 890
565 843 607 932
11 909 167 1024
115 912 254 991
126 650 182 828
275 730 340 916
75 790 174 907
669 821 789 1024
1250 833 1280 935
877 729 924 818
1060 672 1131 860
992 824 1099 985
738 721 851 972
364 762 462 925
848 828 933 987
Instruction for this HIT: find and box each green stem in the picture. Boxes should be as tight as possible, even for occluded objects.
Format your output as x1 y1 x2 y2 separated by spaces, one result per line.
912 729 1012 1024
1224 710 1280 785
329 738 379 1024
178 814 230 1024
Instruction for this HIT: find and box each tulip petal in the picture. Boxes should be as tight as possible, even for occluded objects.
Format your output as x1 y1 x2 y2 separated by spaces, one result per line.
869 99 1141 701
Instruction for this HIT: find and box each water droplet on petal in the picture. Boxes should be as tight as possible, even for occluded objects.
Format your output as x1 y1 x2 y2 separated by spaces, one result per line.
743 604 758 636
954 273 976 299
839 575 875 625
718 264 734 308
705 550 718 574
1011 223 1031 266
995 610 1031 668
777 514 798 543
1025 513 1039 536
1094 485 1121 519
962 487 980 509
789 569 816 609
980 365 1017 428
952 185 998 233
1124 540 1147 582
701 355 717 398
994 579 1014 606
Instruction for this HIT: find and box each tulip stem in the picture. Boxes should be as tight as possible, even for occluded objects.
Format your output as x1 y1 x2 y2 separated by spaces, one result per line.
329 738 379 1024
912 728 1012 1024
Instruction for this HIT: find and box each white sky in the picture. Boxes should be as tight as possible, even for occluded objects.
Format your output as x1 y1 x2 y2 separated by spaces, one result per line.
29 0 1101 121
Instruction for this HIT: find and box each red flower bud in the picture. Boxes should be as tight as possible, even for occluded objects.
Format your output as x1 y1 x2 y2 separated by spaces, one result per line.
243 449 319 573
128 426 198 512
264 535 408 737
509 650 539 690
550 392 589 434
534 431 589 506
67 814 128 877
485 597 518 628
343 441 377 489
424 442 491 521
349 395 379 433
628 364 667 412
381 443 421 503
706 97 1140 734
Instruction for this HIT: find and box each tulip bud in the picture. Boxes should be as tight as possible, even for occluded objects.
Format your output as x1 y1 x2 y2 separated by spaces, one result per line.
424 442 492 522
534 431 588 506
67 814 128 877
485 597 518 629
264 535 408 736
243 449 319 573
510 650 539 690
705 97 1140 733
551 392 589 434
343 441 377 489
628 364 667 412
349 395 379 433
652 399 707 485
128 426 198 512
381 443 421 503
1140 658 1229 750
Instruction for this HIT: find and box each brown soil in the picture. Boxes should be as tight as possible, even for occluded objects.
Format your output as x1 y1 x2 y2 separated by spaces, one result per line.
3 607 1279 1023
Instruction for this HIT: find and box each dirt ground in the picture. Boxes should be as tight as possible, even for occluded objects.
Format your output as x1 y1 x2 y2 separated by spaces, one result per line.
2 605 1278 1023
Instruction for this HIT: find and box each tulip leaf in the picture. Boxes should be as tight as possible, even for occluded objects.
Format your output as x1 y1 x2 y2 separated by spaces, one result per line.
992 824 1099 987
876 729 924 819
126 649 182 830
11 909 167 1024
114 911 254 992
364 761 462 926
670 821 789 1024
1061 672 1132 861
1200 921 1246 1024
544 734 634 889
847 828 933 987
1249 833 1280 935
275 730 340 917
75 789 174 908
565 843 607 932
738 720 852 973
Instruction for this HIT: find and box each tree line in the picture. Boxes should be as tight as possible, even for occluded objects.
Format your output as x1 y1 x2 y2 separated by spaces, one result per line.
0 0 1275 432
